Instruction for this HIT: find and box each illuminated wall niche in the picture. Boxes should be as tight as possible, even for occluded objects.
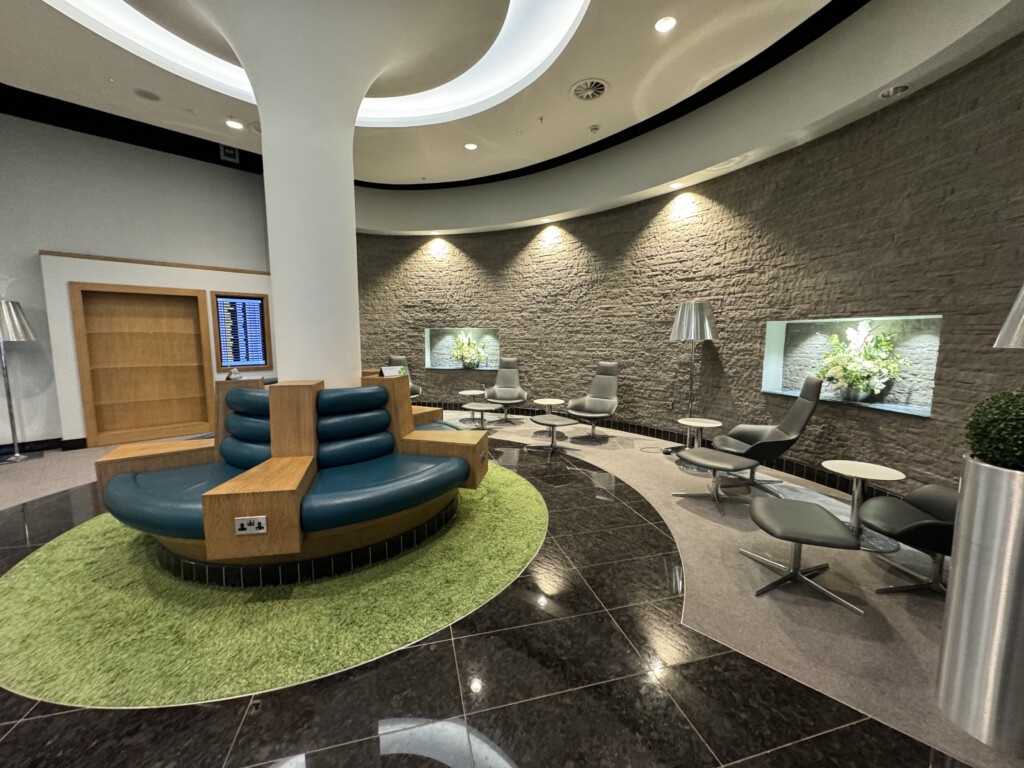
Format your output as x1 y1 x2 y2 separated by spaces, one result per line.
425 327 500 370
761 315 942 417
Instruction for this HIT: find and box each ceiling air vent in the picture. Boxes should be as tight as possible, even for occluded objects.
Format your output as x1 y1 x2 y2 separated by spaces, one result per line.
571 79 607 101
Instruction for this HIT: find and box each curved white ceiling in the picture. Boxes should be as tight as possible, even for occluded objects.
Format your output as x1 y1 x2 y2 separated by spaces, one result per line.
38 0 589 127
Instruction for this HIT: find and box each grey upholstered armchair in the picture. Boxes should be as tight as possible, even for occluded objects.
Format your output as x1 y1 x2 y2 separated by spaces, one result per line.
485 358 527 422
567 361 619 441
387 355 421 399
712 377 822 465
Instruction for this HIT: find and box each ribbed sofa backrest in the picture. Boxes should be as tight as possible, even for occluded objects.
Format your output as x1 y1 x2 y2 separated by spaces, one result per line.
316 386 393 469
221 388 272 469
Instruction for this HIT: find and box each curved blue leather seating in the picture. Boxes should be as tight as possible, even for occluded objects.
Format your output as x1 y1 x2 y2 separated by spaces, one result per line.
415 420 462 431
104 387 271 539
301 387 468 532
105 384 469 545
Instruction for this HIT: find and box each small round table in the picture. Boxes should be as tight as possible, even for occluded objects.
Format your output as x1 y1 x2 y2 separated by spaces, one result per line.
534 398 564 413
459 390 487 425
533 398 566 437
677 417 722 450
674 417 723 475
527 414 579 459
821 460 905 553
462 402 501 429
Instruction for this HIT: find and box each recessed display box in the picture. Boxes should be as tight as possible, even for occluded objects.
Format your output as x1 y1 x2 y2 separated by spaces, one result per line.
761 314 942 417
425 327 500 370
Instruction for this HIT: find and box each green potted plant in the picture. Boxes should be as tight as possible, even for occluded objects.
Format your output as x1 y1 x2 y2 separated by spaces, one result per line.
816 320 909 402
937 388 1024 750
450 332 487 369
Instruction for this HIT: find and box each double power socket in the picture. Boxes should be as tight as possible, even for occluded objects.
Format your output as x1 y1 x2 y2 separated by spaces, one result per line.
234 515 268 535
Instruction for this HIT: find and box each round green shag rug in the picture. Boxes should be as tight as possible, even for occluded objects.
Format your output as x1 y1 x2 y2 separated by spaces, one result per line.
0 464 546 708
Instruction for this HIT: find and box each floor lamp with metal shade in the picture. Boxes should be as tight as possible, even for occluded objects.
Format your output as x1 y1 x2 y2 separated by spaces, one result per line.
994 282 1024 349
0 300 37 464
662 299 718 455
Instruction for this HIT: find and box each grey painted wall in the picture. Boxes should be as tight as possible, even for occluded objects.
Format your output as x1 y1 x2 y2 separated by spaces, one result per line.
358 34 1024 491
0 114 269 446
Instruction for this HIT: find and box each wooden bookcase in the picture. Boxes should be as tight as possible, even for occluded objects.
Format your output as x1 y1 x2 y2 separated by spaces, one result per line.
69 283 216 446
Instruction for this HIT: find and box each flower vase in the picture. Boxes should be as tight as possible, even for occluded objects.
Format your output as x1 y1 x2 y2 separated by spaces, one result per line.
839 387 870 402
462 361 479 370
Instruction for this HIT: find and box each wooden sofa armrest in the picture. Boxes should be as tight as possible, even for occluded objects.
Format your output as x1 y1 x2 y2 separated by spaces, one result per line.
202 456 316 561
397 431 489 489
94 439 218 515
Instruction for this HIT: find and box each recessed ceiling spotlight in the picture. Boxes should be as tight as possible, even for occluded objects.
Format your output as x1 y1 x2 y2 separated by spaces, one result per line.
430 231 440 235
879 85 910 99
655 16 677 32
132 88 161 101
464 143 478 151
541 218 552 223
225 119 244 130
670 182 683 189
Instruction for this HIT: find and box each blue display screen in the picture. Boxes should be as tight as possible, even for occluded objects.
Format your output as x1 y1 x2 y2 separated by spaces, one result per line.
216 296 267 367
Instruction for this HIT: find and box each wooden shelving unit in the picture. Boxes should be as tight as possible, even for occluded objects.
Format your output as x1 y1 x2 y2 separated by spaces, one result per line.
70 283 216 446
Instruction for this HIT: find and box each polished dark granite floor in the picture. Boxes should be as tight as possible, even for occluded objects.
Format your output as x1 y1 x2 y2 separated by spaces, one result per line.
0 439 967 767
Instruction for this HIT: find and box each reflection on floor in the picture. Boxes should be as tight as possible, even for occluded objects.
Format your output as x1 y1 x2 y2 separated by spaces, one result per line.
0 441 967 767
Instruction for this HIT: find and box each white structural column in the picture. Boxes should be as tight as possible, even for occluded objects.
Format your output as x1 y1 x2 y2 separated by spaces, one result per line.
184 2 430 385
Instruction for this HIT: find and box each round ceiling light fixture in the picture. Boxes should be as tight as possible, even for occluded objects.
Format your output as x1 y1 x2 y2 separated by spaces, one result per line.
571 79 607 101
225 118 244 130
655 16 677 32
464 143 478 151
541 218 552 223
670 182 683 189
879 84 910 99
41 0 590 128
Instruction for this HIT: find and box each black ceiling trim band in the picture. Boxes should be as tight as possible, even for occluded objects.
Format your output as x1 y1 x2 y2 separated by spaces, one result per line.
0 81 263 175
356 0 873 190
0 0 868 185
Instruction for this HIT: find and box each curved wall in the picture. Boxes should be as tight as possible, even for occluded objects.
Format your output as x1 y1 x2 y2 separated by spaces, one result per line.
358 33 1024 490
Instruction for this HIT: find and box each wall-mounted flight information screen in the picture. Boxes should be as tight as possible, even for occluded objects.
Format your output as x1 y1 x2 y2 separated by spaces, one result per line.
215 295 269 368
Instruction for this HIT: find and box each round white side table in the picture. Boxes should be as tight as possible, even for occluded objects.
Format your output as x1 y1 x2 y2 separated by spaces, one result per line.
459 390 487 425
821 459 905 553
674 417 723 475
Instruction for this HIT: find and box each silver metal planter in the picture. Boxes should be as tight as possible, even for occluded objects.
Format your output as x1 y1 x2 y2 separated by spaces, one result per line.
937 454 1024 754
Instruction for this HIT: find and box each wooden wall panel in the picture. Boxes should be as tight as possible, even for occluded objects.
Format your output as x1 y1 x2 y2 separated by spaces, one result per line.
69 282 215 446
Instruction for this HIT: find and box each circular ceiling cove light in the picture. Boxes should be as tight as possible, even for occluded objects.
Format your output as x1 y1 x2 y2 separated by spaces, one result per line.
669 182 683 189
541 218 552 223
225 119 244 130
464 143 478 151
40 0 590 128
655 16 677 32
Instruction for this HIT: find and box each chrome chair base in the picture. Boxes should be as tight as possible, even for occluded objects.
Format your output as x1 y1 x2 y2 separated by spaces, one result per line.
673 471 757 514
741 544 864 616
876 552 947 594
525 425 580 460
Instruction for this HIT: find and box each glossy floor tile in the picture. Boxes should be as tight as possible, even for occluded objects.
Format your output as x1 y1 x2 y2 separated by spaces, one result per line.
576 552 685 608
467 675 720 768
553 524 678 567
261 718 476 767
226 643 463 768
657 651 863 764
0 700 247 768
0 442 965 768
454 611 647 713
726 718 958 767
610 597 728 669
